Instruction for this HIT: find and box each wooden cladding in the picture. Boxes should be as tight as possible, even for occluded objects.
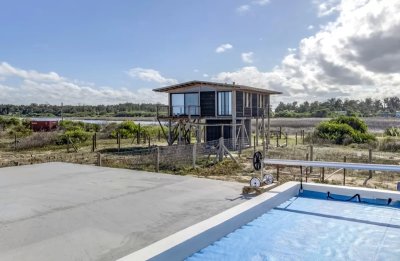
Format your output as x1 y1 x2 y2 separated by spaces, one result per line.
236 91 243 117
200 91 215 117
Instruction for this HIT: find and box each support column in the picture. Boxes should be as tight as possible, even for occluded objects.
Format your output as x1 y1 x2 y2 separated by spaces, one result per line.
232 90 237 150
255 117 259 146
196 120 201 143
168 119 172 145
241 119 245 149
262 110 265 157
267 95 271 150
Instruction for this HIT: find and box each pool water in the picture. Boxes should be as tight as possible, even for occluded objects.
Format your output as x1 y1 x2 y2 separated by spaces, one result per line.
187 191 400 261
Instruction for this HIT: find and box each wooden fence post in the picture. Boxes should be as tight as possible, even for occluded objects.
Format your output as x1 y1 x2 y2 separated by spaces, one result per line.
276 133 279 148
192 143 196 169
363 148 373 186
137 123 140 144
14 134 17 151
253 136 256 154
117 132 121 152
156 147 160 172
321 167 325 182
310 145 314 173
97 153 102 166
219 137 224 162
279 126 282 139
305 153 309 182
285 133 288 146
295 132 298 145
92 134 95 152
343 156 347 186
276 166 280 182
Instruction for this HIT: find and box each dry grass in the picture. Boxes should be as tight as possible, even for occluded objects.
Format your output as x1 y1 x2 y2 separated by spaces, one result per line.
268 117 400 133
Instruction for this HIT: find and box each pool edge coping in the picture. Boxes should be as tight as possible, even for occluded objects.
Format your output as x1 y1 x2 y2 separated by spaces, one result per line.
117 181 300 261
117 182 400 261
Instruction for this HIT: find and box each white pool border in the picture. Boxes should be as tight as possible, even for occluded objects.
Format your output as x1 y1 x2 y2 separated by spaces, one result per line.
118 182 400 261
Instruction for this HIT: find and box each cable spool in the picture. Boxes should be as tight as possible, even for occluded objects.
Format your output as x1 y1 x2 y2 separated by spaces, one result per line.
262 174 274 185
250 177 261 188
253 151 263 170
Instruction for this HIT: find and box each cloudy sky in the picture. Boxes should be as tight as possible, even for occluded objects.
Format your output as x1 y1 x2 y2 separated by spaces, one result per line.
0 0 399 106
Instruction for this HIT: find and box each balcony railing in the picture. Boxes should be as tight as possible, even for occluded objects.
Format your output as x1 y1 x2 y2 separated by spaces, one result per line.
156 105 201 118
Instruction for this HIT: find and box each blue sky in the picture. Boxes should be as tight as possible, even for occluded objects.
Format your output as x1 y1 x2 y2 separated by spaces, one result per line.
0 0 399 105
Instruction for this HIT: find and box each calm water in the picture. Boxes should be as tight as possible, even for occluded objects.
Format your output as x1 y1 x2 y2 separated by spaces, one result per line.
28 118 158 126
187 192 400 261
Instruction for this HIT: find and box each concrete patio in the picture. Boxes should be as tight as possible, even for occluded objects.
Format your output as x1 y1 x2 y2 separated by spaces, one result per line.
0 163 247 261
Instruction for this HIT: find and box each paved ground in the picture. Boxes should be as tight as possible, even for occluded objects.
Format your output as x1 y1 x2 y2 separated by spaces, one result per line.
0 163 248 261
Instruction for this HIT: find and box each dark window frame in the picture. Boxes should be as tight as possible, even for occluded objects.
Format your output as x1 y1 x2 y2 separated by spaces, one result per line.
170 92 199 116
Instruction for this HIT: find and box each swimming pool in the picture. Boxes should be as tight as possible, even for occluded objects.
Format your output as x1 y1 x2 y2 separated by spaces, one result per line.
187 191 400 261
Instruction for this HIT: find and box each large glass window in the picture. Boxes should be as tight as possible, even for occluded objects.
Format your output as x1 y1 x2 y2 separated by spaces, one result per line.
185 93 199 115
171 94 184 115
171 93 199 116
218 91 232 116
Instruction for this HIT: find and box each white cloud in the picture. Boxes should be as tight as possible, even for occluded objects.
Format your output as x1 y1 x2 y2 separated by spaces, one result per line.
215 0 400 103
313 0 341 17
0 62 167 105
236 5 250 14
287 48 297 53
253 0 270 6
127 67 178 85
307 25 314 30
0 62 64 82
215 43 233 53
236 0 270 14
241 52 254 64
203 74 209 78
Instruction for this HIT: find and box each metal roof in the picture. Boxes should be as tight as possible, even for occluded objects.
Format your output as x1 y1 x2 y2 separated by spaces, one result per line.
152 80 282 95
264 159 400 172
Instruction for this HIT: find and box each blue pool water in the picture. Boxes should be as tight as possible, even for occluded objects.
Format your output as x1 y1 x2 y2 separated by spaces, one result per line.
187 191 400 261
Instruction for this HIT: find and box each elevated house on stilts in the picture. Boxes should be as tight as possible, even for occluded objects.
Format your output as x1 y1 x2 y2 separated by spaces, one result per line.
154 81 281 150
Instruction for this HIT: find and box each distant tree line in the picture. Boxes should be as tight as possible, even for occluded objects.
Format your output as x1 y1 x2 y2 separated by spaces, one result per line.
0 103 164 117
275 97 400 118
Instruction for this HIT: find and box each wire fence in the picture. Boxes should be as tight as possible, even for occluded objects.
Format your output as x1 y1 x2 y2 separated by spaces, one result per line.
264 144 400 191
98 137 250 172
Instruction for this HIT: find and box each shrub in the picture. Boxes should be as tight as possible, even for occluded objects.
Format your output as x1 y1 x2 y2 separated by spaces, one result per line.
385 127 400 137
0 117 21 130
58 129 91 145
329 116 368 133
111 121 138 138
315 122 356 144
83 123 101 132
315 116 374 145
59 120 84 131
8 124 32 138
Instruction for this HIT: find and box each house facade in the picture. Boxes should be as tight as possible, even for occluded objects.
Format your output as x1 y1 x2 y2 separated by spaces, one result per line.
153 81 281 149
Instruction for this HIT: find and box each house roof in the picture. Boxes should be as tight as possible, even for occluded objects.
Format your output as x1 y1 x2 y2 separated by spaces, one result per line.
152 80 282 95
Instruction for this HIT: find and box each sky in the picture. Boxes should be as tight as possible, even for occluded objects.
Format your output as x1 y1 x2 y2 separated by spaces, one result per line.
0 0 399 106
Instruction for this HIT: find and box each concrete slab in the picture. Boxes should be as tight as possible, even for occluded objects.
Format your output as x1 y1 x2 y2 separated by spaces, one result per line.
0 163 247 261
